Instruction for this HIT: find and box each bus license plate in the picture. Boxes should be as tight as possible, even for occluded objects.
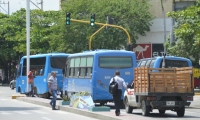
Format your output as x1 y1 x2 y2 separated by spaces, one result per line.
166 101 175 106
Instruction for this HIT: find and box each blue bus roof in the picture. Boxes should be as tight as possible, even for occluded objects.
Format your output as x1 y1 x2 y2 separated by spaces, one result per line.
68 50 135 57
21 53 70 59
140 56 191 62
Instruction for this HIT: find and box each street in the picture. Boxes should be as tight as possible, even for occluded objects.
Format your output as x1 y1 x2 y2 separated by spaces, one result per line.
0 86 98 120
0 86 200 120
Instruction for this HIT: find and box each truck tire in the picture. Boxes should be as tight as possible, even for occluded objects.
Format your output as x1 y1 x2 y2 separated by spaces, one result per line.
177 106 185 117
158 109 166 114
124 97 133 113
142 100 150 116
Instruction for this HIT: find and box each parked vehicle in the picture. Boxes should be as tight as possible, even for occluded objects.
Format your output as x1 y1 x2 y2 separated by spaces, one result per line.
63 50 137 105
124 56 194 117
10 79 16 90
16 53 70 98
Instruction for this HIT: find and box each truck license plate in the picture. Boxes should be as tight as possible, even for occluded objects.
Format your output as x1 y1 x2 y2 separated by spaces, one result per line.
166 101 175 106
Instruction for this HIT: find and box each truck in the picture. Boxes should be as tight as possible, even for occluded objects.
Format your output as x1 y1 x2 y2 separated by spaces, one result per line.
124 66 194 117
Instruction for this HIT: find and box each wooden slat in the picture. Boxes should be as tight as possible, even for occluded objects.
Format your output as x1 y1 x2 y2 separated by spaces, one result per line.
134 66 194 93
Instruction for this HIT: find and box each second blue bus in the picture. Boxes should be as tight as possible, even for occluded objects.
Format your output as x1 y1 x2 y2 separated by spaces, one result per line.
63 50 137 105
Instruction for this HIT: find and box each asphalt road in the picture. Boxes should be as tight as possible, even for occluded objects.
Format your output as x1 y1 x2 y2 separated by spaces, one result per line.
1 86 200 120
0 86 98 120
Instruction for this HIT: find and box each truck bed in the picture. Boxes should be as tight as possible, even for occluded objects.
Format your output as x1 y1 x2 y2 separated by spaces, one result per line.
134 67 194 95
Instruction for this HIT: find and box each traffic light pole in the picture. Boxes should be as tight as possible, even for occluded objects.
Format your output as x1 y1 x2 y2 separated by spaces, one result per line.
70 19 131 50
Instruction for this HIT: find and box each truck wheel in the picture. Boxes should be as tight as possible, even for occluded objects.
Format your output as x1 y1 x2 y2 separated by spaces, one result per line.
142 100 150 116
177 106 185 117
125 97 133 113
10 84 14 90
158 109 166 114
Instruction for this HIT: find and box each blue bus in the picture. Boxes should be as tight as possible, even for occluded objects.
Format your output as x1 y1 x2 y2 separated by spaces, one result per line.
16 53 70 98
63 50 137 105
137 56 192 68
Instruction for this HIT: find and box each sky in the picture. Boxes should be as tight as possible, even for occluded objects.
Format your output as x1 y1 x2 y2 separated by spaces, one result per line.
0 0 60 15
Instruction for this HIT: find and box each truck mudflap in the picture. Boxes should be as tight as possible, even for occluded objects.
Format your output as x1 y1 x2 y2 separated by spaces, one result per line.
150 101 191 108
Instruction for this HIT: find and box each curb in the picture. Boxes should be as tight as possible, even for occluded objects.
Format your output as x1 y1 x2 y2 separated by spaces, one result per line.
16 97 121 120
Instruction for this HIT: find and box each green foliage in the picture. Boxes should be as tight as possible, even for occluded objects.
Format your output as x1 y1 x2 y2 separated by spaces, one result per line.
61 0 153 52
166 1 200 63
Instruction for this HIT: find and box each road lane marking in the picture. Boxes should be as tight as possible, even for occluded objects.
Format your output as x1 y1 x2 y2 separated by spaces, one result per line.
0 112 10 115
41 117 52 120
14 111 30 114
32 110 49 114
53 111 70 114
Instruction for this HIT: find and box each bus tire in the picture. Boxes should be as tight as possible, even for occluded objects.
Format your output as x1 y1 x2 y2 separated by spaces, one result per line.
45 92 51 99
18 87 21 94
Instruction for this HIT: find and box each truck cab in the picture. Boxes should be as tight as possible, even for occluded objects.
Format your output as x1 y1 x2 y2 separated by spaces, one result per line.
124 56 194 117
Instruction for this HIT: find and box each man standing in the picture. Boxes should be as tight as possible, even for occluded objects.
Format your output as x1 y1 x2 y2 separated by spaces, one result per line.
110 71 128 116
48 72 58 110
28 68 35 97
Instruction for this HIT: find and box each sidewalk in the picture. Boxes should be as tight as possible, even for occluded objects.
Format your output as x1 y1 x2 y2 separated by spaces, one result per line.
16 96 200 120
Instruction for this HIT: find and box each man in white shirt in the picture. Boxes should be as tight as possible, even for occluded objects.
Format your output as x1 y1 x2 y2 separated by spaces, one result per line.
110 71 128 116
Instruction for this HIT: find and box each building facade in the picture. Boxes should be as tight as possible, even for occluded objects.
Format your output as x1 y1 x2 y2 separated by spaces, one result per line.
135 0 195 60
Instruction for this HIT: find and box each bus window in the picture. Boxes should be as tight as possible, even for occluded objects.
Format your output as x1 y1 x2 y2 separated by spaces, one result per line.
99 57 132 68
145 60 152 67
51 57 67 69
140 60 147 67
17 64 22 77
80 57 86 78
22 57 46 76
74 58 80 77
65 59 70 77
69 58 75 77
86 57 93 78
150 59 155 68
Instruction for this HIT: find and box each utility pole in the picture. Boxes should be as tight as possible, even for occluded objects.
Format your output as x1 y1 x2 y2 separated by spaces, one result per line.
38 0 43 10
26 0 30 93
30 0 43 10
0 1 10 15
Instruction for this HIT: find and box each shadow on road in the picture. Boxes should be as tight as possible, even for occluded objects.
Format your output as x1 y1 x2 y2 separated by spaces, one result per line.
0 107 41 111
130 112 200 118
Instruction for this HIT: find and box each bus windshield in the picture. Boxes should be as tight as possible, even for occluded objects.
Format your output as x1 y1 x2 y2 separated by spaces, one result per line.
50 57 67 69
99 56 133 68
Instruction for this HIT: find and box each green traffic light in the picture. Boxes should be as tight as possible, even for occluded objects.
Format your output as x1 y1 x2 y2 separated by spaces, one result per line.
91 23 94 26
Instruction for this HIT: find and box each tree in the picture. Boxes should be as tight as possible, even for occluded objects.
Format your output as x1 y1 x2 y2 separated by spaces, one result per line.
1 9 64 54
166 0 200 63
60 0 153 52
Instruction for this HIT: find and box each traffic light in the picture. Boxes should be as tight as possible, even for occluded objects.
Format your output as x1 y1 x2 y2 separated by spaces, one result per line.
126 44 133 51
90 14 95 26
66 12 70 25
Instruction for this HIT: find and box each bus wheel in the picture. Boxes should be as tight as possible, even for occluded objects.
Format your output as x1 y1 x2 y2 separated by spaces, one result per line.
100 102 105 106
45 92 51 99
18 87 21 94
60 91 63 98
34 87 39 97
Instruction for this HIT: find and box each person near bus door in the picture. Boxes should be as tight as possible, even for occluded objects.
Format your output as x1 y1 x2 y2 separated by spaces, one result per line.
109 70 128 116
48 72 58 110
28 67 35 97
